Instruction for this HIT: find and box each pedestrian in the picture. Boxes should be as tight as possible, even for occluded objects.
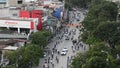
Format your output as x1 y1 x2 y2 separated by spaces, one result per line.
48 64 49 68
67 56 69 61
71 36 73 40
73 49 75 53
84 46 86 50
78 46 79 50
52 62 54 68
51 54 54 59
43 64 45 68
81 44 83 48
71 46 73 50
55 49 57 53
75 46 76 50
48 57 50 63
50 59 53 64
45 59 47 63
56 56 59 63
54 44 56 48
57 58 59 63
56 56 58 60
56 42 57 45
57 50 60 55
72 40 74 44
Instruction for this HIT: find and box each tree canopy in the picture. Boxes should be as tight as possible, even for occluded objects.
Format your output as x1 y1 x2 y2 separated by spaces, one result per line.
93 22 120 47
73 0 120 68
65 0 92 8
30 30 51 47
81 0 118 46
4 44 43 68
71 42 120 68
83 1 118 31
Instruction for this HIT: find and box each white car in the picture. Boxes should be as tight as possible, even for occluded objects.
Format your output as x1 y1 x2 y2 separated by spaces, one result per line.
60 48 68 55
60 50 67 55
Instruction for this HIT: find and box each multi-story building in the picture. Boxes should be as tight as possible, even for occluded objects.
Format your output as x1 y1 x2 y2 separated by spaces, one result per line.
0 0 38 8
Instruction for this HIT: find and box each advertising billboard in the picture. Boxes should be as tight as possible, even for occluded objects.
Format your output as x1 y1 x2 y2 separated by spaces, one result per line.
0 20 31 28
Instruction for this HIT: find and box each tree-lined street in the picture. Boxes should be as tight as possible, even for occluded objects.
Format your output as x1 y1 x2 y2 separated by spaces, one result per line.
2 0 120 68
35 9 88 68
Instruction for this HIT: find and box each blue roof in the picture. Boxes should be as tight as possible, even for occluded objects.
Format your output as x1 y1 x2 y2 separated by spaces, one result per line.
52 8 62 19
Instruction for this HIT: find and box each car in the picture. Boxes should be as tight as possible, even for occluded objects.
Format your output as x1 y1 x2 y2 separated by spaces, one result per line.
60 48 68 55
60 50 67 55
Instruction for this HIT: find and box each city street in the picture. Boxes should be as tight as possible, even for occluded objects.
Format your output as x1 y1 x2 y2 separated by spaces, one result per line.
35 9 88 68
0 0 118 68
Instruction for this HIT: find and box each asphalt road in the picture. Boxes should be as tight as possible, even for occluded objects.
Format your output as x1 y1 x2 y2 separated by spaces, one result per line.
35 9 88 68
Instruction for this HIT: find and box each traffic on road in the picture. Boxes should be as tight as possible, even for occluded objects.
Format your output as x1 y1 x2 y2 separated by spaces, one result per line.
36 8 89 68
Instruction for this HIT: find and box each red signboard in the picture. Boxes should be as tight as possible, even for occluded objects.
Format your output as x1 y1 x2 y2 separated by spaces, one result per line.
31 10 42 30
19 10 30 18
19 10 42 30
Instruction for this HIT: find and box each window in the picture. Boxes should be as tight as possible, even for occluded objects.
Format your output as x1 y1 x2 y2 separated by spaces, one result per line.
18 0 22 4
12 13 17 16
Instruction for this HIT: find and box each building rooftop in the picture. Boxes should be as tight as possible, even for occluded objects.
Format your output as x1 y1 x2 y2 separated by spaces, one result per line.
0 39 27 45
0 39 27 49
4 46 18 50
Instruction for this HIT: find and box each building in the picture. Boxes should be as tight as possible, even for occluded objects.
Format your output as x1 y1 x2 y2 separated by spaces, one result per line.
0 17 39 34
19 10 43 30
0 7 20 18
0 0 23 8
0 0 7 8
0 0 38 8
0 39 27 65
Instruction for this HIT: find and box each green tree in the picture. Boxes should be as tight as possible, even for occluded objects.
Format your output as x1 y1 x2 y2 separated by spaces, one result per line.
82 56 107 68
18 44 43 68
66 0 92 8
71 53 87 68
81 31 89 43
5 44 43 68
30 30 51 47
71 42 116 68
83 1 118 31
4 51 18 65
93 22 120 48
